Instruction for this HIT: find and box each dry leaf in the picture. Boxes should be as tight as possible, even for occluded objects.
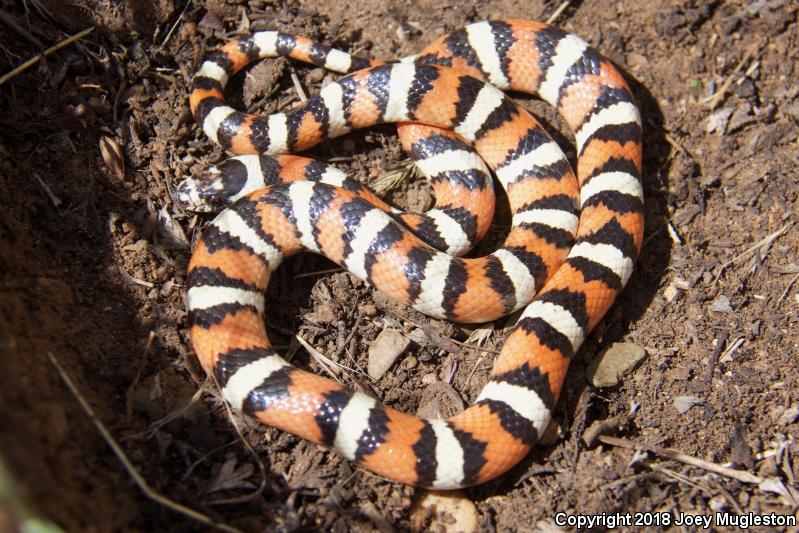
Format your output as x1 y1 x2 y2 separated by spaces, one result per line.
205 456 256 494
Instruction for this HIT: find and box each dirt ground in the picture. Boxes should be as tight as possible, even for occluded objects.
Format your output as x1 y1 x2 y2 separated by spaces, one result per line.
1 0 797 531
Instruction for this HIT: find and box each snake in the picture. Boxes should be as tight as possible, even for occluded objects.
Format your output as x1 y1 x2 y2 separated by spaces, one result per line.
183 19 643 489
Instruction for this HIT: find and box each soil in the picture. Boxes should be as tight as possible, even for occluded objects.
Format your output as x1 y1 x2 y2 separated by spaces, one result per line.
1 0 797 531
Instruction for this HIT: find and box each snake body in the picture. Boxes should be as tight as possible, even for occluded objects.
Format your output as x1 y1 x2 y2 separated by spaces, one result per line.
184 20 643 489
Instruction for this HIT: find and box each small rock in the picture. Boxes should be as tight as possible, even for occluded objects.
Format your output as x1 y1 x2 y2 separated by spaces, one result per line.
411 492 479 533
367 329 410 380
403 355 418 370
777 404 799 426
121 239 145 253
709 497 728 512
710 295 733 313
421 373 437 385
706 107 734 134
198 10 224 30
625 52 649 71
417 382 464 420
408 328 430 346
663 277 690 303
674 395 703 414
306 304 336 324
670 366 692 381
157 206 190 250
663 284 680 303
731 78 755 98
306 67 325 84
586 342 647 388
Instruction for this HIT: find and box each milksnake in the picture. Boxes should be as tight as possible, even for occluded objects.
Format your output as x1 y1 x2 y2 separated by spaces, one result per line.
183 20 643 489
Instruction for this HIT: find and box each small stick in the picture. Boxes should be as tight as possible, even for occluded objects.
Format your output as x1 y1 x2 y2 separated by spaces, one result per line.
289 66 308 102
159 0 193 50
713 221 793 284
385 310 501 355
546 0 573 24
293 266 344 279
702 331 727 387
777 272 799 306
0 27 94 86
33 172 62 207
703 42 759 110
46 352 242 533
598 435 762 484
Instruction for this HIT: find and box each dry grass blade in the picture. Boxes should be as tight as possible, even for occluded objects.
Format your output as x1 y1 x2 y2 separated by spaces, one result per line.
46 352 243 533
598 435 763 483
33 172 62 208
289 66 308 102
713 221 793 284
0 27 94 86
295 335 359 381
777 272 799 306
546 0 572 24
598 434 799 504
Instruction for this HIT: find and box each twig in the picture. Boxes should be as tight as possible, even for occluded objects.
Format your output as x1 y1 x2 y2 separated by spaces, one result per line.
777 272 799 306
664 132 688 156
713 221 793 284
546 0 573 24
648 463 713 495
702 331 727 387
159 0 193 49
703 43 760 110
293 266 344 279
289 66 308 102
598 435 762 484
33 172 62 208
385 310 501 355
0 27 94 86
295 334 359 380
46 352 242 533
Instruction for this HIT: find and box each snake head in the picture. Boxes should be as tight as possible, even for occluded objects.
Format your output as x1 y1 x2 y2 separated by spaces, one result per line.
176 159 249 213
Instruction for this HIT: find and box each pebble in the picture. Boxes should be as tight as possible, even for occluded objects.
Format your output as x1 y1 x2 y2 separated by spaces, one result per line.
705 106 734 134
410 492 479 533
408 328 429 346
674 395 703 414
157 206 190 250
306 304 336 324
416 381 464 420
777 404 799 426
710 294 733 313
586 342 647 388
421 373 437 385
367 328 410 380
664 277 690 303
